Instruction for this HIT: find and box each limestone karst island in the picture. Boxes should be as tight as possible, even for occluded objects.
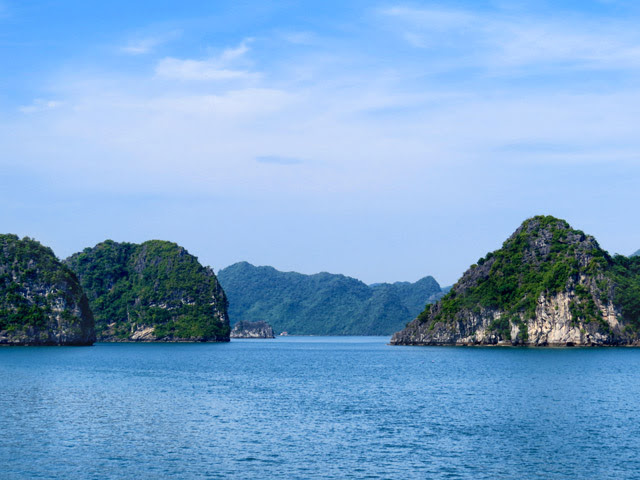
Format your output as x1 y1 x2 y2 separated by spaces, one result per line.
2 215 639 347
391 216 640 347
65 240 230 342
0 236 230 345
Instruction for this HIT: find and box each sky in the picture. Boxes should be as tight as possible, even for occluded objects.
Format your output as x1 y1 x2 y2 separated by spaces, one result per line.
1 0 640 286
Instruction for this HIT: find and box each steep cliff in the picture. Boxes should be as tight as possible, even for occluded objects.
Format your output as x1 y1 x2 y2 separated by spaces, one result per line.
230 320 275 339
392 216 640 346
0 234 95 345
65 240 229 342
218 262 444 335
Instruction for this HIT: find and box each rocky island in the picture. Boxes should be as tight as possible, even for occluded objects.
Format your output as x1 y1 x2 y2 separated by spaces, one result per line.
391 216 640 346
0 234 95 345
230 320 275 339
65 240 230 342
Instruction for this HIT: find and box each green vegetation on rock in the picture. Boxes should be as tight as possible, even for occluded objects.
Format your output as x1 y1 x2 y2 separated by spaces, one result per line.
0 234 95 345
65 240 229 341
218 262 444 335
393 216 640 346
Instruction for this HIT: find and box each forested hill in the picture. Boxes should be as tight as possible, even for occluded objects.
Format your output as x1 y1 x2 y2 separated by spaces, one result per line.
217 262 444 335
65 240 229 342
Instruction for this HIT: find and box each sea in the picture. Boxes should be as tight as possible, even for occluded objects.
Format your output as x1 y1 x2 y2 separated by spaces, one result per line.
1 337 640 479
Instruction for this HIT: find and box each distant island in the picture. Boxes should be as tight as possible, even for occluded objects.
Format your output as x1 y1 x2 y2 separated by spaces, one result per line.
392 216 640 346
65 240 230 342
230 320 275 339
0 235 95 345
218 262 446 335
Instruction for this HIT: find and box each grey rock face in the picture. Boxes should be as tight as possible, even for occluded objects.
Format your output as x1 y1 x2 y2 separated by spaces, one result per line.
391 216 639 347
230 320 275 339
0 234 95 346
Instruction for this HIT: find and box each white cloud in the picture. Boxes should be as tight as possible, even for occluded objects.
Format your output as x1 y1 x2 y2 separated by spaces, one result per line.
381 6 475 30
380 5 640 71
121 38 162 55
280 31 317 45
18 99 64 114
120 30 181 55
155 58 256 81
256 155 304 165
155 39 257 81
147 88 294 117
219 39 252 62
3 21 640 206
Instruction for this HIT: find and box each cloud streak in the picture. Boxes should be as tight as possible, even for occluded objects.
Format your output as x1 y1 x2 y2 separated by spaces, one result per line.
18 99 64 114
155 39 257 81
379 4 640 71
256 155 304 165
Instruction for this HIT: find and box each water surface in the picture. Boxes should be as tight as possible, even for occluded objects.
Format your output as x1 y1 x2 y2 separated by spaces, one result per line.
1 337 639 479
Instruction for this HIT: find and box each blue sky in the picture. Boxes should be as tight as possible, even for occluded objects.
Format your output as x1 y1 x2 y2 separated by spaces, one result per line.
2 0 640 285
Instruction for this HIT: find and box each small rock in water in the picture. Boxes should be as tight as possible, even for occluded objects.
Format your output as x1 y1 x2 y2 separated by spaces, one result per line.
230 321 275 339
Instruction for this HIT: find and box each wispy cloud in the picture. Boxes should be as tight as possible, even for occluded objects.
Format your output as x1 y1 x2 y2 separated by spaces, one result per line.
279 31 317 45
120 30 181 55
121 38 162 55
4 8 640 201
256 155 304 165
379 4 640 71
155 39 257 81
18 99 64 114
219 40 252 62
155 58 256 80
381 6 475 30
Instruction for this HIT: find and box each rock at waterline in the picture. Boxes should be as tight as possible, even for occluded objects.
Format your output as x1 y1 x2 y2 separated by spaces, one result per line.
230 320 275 339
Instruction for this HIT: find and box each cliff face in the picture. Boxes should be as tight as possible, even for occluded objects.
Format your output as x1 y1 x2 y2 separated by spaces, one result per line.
392 216 640 346
0 234 95 346
218 261 444 335
65 240 229 342
230 320 275 339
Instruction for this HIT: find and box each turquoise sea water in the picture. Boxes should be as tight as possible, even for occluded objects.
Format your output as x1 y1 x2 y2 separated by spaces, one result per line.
2 337 640 479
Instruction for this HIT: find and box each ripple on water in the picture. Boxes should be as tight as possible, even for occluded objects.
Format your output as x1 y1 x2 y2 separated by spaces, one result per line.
1 339 640 479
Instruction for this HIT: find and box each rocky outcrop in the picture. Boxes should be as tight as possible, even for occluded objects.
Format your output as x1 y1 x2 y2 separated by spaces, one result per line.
65 240 230 342
391 216 640 347
0 234 95 346
230 321 275 339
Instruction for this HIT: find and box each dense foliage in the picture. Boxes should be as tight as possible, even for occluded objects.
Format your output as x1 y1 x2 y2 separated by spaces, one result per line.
65 240 229 341
417 215 640 338
0 234 94 345
218 262 444 335
610 254 640 332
